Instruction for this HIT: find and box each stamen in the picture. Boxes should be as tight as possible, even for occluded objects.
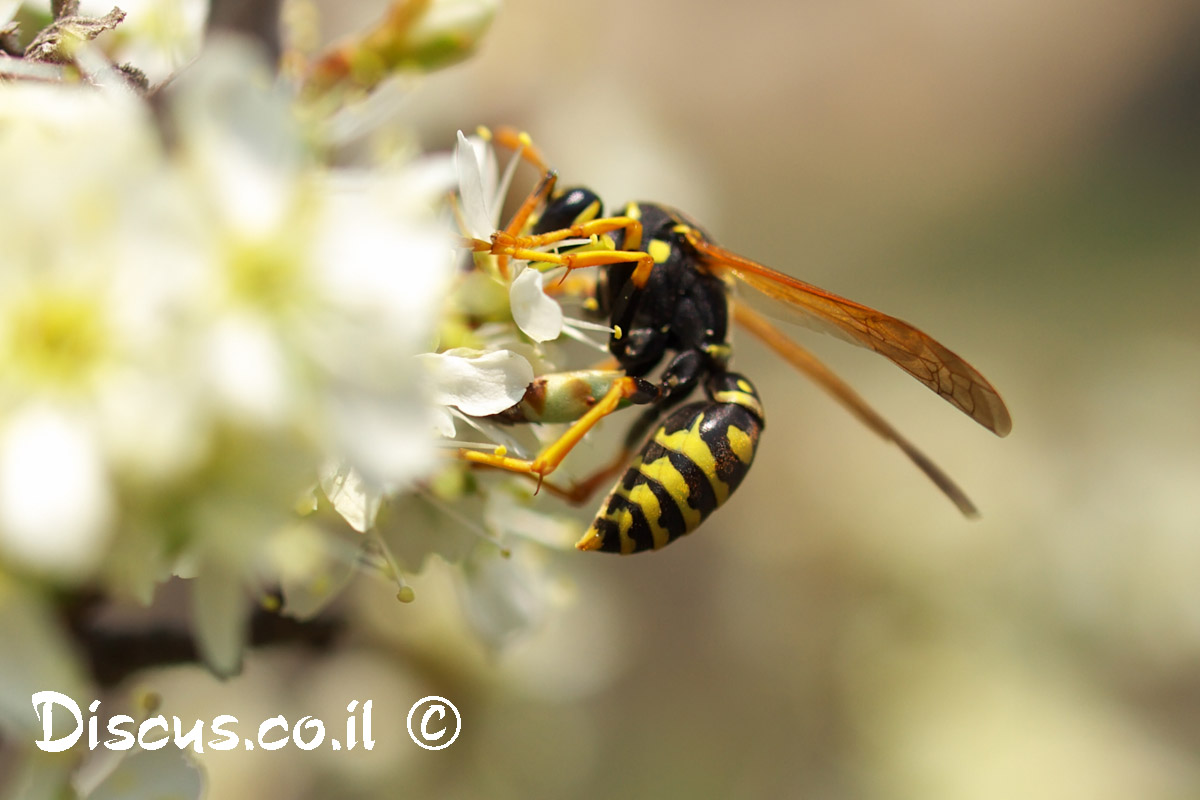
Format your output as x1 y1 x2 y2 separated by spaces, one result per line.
367 529 415 602
560 320 614 352
449 408 531 458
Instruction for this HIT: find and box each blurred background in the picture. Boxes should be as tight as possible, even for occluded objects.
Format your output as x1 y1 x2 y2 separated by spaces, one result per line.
35 0 1200 797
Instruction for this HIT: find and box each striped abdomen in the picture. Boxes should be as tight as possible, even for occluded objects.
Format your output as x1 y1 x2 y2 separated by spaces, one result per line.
577 377 764 554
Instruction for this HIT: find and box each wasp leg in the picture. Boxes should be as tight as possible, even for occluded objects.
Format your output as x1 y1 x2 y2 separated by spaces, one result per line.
493 169 558 279
470 217 654 288
527 349 711 506
495 244 655 288
460 375 658 488
487 126 550 173
457 127 557 279
533 447 634 505
501 216 645 253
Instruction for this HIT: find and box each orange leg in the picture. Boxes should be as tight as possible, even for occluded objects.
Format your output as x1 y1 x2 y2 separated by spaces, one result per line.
459 376 652 489
488 126 550 173
471 216 653 287
463 127 658 287
493 244 655 287
489 168 558 279
463 127 557 278
534 446 635 505
495 215 644 255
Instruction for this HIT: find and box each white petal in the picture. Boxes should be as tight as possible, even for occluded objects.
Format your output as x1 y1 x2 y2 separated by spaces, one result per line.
319 459 384 532
484 489 577 549
510 265 564 342
101 0 208 86
0 407 113 579
190 564 249 679
169 39 301 237
470 134 499 206
431 406 457 437
203 314 290 425
459 548 549 649
419 349 533 416
0 594 89 738
273 520 358 620
312 188 453 344
325 386 440 488
455 131 493 239
84 749 205 800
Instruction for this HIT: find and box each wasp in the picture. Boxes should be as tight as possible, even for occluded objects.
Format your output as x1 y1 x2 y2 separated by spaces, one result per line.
458 129 1011 555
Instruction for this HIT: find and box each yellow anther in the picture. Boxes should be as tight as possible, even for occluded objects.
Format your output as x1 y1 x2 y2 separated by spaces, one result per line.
613 325 623 340
476 125 492 141
493 444 508 456
517 131 532 147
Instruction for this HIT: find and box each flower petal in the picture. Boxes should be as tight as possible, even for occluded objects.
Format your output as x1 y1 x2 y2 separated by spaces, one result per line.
190 564 249 679
419 349 533 416
455 130 493 239
510 265 564 342
459 546 551 649
0 406 113 580
319 459 384 532
84 748 205 800
431 406 457 437
169 39 300 237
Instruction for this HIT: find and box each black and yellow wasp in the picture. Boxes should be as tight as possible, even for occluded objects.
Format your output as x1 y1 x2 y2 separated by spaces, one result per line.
459 129 1011 555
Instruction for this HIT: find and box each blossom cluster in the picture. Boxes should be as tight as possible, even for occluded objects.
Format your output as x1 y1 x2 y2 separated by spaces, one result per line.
0 0 595 707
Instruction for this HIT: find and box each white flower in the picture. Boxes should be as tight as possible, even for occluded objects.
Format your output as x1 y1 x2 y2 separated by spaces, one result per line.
454 129 572 342
0 81 198 578
166 42 464 489
0 42 470 601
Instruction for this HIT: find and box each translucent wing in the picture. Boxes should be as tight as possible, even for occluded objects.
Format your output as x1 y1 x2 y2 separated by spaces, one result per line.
684 230 1012 437
735 304 979 517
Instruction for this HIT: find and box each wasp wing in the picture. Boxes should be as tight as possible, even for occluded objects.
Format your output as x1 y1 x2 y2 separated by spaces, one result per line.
685 231 1012 437
735 305 979 517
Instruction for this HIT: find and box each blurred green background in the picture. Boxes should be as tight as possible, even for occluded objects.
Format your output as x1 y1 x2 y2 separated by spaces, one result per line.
115 1 1200 797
